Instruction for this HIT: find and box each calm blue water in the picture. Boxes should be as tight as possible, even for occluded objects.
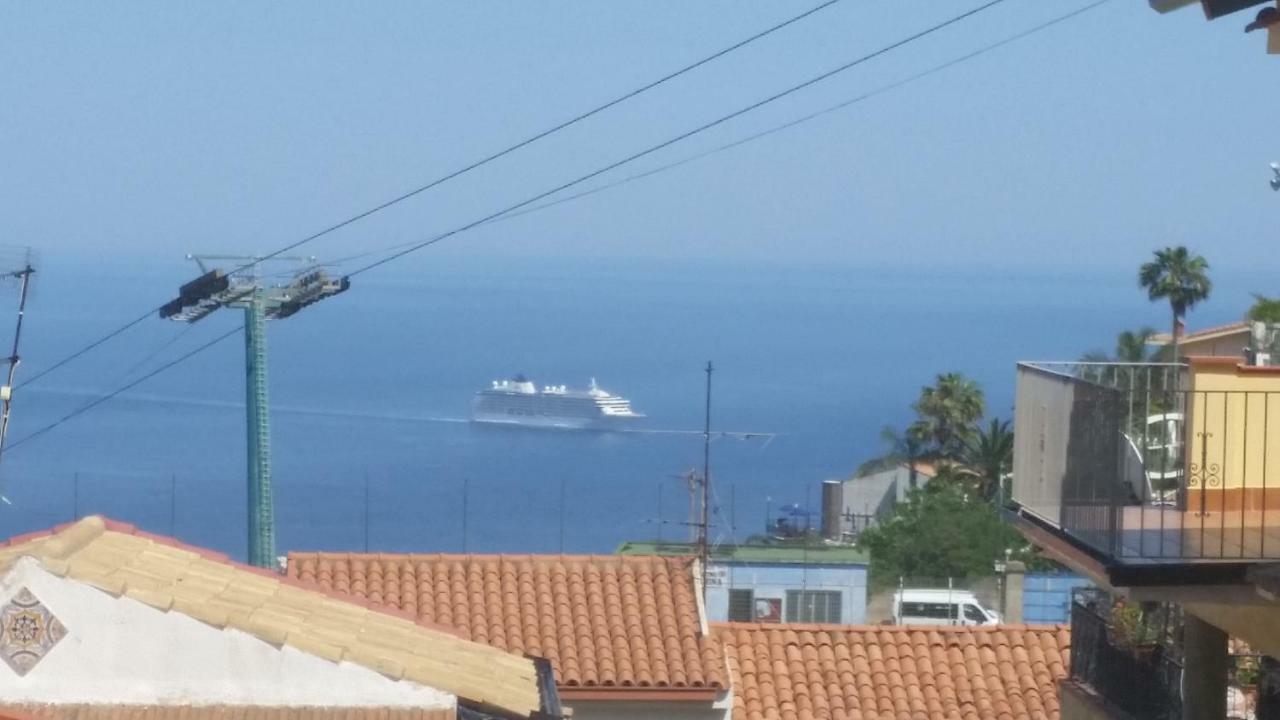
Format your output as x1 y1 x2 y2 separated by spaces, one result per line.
0 254 1266 560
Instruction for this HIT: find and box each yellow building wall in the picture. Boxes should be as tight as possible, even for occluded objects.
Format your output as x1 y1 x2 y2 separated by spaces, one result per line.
1187 361 1280 509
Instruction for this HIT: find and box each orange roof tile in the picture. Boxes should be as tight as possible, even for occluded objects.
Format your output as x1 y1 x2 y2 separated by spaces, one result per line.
288 553 727 696
714 623 1070 720
0 707 453 720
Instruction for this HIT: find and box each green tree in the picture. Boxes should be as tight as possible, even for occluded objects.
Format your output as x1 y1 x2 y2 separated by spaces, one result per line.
858 481 1038 589
1138 247 1212 366
913 373 985 460
1247 294 1280 324
964 418 1013 503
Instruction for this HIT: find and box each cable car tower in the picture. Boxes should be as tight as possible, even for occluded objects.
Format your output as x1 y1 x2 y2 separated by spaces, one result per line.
161 255 349 567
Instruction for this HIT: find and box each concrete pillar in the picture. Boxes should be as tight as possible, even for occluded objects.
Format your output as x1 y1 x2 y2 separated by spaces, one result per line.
1002 561 1025 624
821 480 843 540
1183 612 1229 720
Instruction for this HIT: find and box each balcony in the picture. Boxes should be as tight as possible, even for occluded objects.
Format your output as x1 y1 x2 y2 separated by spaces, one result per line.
1068 590 1183 719
1012 359 1280 568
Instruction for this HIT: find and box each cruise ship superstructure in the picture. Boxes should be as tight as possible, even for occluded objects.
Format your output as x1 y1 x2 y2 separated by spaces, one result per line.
472 376 644 429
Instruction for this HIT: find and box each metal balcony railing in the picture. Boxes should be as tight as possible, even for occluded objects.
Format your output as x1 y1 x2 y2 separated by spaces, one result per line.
1070 591 1182 720
1013 362 1280 561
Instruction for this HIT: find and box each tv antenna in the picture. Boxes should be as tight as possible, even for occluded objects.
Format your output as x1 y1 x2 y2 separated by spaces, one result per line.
0 251 36 492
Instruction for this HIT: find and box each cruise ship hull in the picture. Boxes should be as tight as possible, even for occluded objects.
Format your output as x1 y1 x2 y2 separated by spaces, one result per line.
470 411 637 431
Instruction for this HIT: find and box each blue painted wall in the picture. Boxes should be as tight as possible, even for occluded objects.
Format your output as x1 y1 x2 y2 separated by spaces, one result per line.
1023 572 1092 624
704 562 868 625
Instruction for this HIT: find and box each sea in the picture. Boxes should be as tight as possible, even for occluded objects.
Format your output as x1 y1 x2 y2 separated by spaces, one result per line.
0 254 1265 560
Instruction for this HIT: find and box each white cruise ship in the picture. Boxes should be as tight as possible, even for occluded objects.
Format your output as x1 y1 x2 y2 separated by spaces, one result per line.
471 376 644 429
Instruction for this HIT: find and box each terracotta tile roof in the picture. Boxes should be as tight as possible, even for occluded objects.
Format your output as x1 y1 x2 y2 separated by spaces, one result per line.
287 552 727 696
0 707 453 720
905 461 939 478
1151 320 1250 344
0 518 541 719
714 623 1070 720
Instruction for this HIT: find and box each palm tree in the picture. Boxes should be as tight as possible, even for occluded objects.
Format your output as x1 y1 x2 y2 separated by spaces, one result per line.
1138 247 1212 366
913 373 985 460
964 418 1013 504
1079 328 1157 388
1116 327 1157 363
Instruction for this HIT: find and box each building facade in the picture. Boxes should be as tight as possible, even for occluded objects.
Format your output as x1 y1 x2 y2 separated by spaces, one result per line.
616 543 869 626
835 463 937 541
1008 355 1280 719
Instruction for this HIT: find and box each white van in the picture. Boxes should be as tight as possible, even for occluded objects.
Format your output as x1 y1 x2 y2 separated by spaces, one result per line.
892 588 1001 626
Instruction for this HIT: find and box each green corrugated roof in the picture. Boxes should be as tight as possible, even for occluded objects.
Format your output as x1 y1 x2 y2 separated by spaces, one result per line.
615 541 869 565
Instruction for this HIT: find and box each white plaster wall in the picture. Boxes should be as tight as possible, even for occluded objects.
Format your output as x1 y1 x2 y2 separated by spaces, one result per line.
0 558 455 709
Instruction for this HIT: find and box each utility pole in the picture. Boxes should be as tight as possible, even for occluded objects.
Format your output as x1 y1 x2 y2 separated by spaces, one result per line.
161 255 349 567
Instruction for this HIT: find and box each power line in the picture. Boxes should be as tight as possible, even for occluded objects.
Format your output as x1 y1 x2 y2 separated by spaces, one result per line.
346 0 1008 278
6 0 1011 451
6 326 240 452
501 1 1113 222
21 311 153 388
17 0 843 390
327 0 1109 269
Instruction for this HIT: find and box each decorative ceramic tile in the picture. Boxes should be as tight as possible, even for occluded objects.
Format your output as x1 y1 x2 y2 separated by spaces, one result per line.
0 587 67 676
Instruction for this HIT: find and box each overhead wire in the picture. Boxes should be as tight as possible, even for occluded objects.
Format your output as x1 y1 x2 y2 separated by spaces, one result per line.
117 324 196 382
16 0 844 391
6 326 241 452
8 0 1028 450
325 0 1111 270
344 0 1009 278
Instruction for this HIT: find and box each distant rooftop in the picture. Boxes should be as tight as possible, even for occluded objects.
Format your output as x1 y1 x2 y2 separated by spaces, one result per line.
616 541 869 565
1149 320 1249 345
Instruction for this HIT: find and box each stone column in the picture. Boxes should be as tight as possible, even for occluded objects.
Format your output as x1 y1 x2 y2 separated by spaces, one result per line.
1183 612 1229 720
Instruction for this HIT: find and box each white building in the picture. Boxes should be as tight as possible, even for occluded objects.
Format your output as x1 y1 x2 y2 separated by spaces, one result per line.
0 516 557 720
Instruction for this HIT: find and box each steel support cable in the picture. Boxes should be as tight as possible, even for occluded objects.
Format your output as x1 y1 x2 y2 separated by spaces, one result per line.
326 0 1109 269
17 0 843 390
6 326 240 452
345 0 1009 278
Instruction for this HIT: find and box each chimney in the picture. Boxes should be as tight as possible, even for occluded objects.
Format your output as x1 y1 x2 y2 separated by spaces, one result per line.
821 480 843 540
1001 561 1026 624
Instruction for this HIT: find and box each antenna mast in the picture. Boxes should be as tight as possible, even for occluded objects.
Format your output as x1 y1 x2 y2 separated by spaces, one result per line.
0 260 35 479
699 361 713 597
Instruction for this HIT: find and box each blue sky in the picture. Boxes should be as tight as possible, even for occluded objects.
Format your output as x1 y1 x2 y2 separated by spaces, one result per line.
1 1 1277 276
